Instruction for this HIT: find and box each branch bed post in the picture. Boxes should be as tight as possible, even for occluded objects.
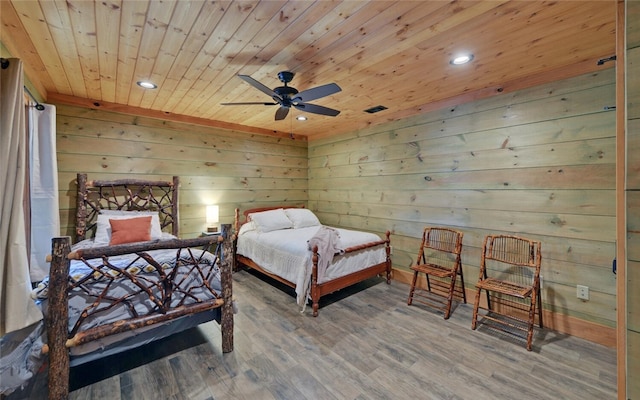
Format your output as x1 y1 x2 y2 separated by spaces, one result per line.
75 173 87 242
171 176 179 237
220 223 234 353
47 237 71 400
385 231 391 283
233 209 240 272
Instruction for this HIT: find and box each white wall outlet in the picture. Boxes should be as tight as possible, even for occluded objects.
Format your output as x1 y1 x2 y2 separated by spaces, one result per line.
539 275 543 290
577 285 589 300
389 246 393 255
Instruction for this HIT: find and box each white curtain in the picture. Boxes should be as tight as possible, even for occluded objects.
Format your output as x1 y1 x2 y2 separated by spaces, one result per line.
0 58 43 335
28 104 58 282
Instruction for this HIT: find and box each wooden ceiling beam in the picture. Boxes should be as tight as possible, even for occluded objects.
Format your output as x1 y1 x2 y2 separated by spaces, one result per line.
48 92 302 141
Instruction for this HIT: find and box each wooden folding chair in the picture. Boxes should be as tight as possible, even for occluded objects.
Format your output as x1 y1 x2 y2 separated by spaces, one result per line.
407 227 465 319
471 234 543 351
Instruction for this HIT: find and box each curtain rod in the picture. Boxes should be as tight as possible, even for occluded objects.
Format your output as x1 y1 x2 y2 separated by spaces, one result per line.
24 86 45 111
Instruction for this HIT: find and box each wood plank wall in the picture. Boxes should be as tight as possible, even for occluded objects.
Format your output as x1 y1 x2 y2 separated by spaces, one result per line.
54 68 618 346
626 0 640 396
308 69 617 345
55 105 308 239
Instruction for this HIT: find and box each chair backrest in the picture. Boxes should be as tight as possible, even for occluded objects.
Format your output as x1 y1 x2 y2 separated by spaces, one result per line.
417 227 463 269
481 234 542 287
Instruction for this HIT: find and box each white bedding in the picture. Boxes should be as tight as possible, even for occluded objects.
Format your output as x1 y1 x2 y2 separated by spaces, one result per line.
236 225 386 306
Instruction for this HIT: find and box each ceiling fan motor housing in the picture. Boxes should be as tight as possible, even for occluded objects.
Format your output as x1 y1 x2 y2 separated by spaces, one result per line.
278 71 295 83
274 86 299 97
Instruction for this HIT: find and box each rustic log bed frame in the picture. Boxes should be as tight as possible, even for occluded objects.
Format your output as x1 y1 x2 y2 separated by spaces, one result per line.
234 206 391 317
45 174 234 399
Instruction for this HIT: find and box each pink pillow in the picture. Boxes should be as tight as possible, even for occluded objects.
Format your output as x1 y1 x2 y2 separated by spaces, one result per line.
109 216 152 245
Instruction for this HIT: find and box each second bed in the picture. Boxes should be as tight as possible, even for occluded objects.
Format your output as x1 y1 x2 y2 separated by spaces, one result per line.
234 206 391 316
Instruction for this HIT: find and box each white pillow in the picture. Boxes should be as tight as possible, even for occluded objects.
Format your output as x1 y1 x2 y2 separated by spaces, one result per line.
71 239 95 251
94 210 163 246
100 210 164 238
161 232 177 240
284 208 320 229
249 208 293 233
238 221 256 236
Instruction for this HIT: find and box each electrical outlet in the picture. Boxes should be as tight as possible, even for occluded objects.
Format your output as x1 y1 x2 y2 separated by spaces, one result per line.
539 275 543 290
389 246 393 255
577 285 589 300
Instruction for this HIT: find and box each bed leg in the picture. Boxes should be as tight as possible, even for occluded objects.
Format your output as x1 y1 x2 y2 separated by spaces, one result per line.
220 225 234 353
48 237 71 400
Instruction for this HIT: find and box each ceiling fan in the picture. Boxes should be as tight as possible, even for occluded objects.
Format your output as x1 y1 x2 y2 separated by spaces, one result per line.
221 71 341 121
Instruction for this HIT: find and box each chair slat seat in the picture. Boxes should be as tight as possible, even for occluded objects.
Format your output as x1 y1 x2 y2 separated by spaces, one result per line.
407 227 465 319
410 263 454 278
475 278 532 298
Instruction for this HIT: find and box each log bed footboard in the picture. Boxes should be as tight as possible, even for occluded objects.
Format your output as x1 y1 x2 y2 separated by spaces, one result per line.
46 234 234 399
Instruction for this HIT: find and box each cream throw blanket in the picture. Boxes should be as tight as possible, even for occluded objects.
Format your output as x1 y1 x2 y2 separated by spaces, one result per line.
307 226 344 284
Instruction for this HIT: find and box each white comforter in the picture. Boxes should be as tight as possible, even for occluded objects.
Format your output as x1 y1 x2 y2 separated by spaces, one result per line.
236 226 386 306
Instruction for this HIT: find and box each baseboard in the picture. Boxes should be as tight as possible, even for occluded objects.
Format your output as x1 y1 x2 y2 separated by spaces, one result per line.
392 268 616 348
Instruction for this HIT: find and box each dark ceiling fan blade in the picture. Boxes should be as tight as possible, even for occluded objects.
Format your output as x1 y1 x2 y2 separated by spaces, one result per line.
275 106 290 121
238 75 279 99
229 72 340 120
221 102 278 106
294 83 341 102
294 102 340 117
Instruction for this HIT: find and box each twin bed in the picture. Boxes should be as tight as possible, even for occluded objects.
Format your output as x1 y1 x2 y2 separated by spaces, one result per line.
234 206 392 316
35 174 234 398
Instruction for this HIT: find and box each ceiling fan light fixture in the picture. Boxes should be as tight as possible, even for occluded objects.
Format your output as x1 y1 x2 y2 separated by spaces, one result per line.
450 54 474 65
296 115 307 121
137 80 157 89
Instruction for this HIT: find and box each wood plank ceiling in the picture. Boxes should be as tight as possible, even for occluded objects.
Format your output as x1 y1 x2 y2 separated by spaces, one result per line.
1 0 616 139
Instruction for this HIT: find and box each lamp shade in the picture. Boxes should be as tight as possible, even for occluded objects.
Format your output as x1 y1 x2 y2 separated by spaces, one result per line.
206 205 219 225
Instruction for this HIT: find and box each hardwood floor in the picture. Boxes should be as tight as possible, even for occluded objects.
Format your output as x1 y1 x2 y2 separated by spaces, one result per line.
8 270 616 399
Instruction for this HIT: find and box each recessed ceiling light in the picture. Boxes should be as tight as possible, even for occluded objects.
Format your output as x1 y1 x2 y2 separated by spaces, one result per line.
296 115 307 121
137 80 157 89
450 54 474 65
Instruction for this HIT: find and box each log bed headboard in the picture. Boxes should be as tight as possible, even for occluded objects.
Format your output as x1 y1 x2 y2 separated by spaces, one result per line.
75 173 179 242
